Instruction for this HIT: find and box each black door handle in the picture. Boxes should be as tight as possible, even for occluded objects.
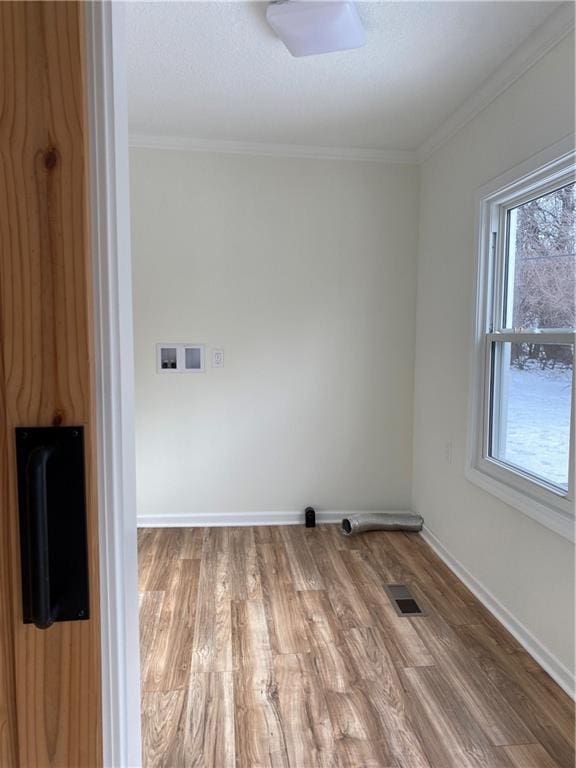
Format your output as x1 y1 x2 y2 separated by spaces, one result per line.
26 445 56 629
16 427 90 629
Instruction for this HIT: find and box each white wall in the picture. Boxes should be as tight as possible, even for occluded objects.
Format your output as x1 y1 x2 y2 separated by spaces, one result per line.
130 150 419 519
413 32 575 682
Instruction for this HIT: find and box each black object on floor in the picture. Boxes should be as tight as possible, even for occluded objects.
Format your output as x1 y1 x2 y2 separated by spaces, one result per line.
305 507 316 527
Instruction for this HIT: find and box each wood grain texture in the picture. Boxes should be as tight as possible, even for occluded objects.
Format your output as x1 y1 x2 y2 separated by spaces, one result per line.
139 526 575 768
402 666 513 768
279 525 324 591
412 613 533 748
275 652 334 767
229 527 262 601
341 549 434 668
175 672 235 768
257 541 309 656
0 3 102 766
141 690 186 768
232 600 289 768
455 622 576 768
500 743 561 768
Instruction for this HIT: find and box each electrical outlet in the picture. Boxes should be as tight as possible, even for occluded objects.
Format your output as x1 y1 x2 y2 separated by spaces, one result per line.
212 348 224 368
444 441 453 464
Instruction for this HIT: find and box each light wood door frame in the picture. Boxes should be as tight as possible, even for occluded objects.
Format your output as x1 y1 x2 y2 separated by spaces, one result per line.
0 2 103 765
85 4 142 767
1 3 142 766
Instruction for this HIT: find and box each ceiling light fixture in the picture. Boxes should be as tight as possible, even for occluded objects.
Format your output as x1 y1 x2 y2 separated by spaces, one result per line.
266 1 366 58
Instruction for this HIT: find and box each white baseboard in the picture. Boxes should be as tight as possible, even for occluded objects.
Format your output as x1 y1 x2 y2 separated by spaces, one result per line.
420 525 575 699
136 509 414 529
136 509 347 528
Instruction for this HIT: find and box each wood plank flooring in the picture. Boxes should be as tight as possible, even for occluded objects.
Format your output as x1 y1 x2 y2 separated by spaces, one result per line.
138 525 575 768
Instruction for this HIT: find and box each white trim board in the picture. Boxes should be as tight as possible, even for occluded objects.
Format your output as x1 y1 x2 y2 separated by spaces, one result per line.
129 134 417 164
129 4 574 166
86 4 142 767
136 510 410 528
420 525 575 699
417 3 575 161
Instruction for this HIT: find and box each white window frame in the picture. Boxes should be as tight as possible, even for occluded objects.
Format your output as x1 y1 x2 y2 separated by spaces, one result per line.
467 137 576 542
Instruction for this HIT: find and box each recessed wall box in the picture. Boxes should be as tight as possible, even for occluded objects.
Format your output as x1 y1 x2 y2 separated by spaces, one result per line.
156 344 205 373
159 346 178 370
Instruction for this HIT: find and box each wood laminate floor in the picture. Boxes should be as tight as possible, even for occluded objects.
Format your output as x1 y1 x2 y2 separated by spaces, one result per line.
138 525 575 768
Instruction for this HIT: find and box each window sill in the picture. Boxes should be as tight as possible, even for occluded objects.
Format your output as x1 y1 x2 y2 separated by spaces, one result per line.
465 464 575 542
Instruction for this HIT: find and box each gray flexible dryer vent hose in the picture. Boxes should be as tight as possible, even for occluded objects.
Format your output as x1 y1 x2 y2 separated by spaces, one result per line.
341 512 423 536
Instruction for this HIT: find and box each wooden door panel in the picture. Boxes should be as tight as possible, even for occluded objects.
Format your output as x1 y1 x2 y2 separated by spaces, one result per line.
0 3 102 766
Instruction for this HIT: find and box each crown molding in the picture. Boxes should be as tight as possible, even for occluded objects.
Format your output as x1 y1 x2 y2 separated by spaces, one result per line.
129 4 573 168
417 3 575 163
128 133 418 164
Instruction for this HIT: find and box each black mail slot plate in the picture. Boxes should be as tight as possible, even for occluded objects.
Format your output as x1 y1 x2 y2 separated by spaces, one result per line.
16 427 90 624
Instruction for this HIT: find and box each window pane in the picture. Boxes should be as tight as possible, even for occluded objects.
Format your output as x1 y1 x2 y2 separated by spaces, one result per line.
490 342 573 490
505 183 576 330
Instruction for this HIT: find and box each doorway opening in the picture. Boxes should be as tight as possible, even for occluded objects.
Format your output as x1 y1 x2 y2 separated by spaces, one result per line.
89 3 576 767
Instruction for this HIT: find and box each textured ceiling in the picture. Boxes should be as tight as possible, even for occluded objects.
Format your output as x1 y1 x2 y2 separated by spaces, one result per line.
126 1 561 152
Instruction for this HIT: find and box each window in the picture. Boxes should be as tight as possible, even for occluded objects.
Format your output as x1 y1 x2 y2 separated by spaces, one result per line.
468 145 575 540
